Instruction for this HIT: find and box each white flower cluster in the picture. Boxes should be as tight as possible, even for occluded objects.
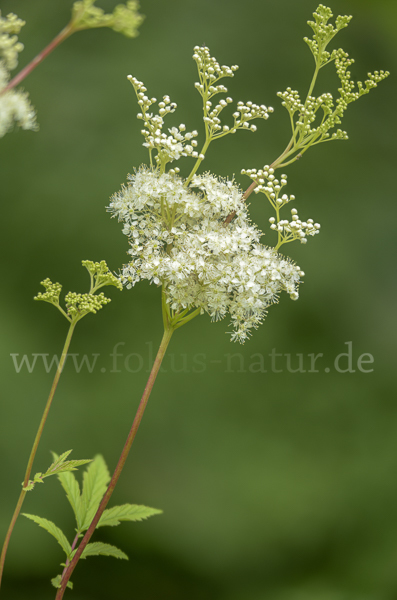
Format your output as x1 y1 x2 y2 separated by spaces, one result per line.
128 75 200 165
0 11 37 138
0 63 37 138
109 168 304 342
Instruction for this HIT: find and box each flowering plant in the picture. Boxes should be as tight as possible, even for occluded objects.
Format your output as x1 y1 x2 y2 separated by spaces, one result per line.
55 6 387 595
0 3 389 598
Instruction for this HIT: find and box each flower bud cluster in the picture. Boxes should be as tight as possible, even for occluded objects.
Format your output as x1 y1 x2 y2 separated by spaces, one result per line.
34 279 62 306
277 88 304 116
242 168 320 248
276 6 389 158
277 86 348 144
231 101 272 132
71 0 143 38
35 260 119 323
65 292 111 318
193 45 238 85
128 75 199 165
193 46 273 141
111 1 144 38
304 4 352 67
0 11 25 70
242 166 295 206
203 98 272 138
335 51 389 110
109 168 303 342
82 260 122 290
269 209 320 245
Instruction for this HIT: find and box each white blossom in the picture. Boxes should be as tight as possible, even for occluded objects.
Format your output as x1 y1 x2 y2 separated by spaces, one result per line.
109 167 302 342
0 13 37 137
0 63 37 137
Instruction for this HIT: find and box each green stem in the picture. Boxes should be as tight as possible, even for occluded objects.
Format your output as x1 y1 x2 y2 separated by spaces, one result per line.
275 207 281 249
224 130 305 223
305 62 320 105
275 155 302 169
55 326 174 599
0 490 25 588
60 532 80 582
0 322 76 589
185 137 211 186
173 308 201 330
223 52 324 223
0 23 74 96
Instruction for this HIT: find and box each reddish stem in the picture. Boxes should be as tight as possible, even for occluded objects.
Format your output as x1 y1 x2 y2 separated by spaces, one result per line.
55 327 174 598
224 142 295 226
224 179 258 225
59 532 80 582
1 23 74 95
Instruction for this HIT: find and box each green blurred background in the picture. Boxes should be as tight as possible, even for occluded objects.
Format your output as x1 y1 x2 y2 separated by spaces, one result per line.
0 0 396 598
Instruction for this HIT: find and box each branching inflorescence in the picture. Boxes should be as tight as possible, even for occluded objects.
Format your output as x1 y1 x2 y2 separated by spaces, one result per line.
109 5 388 343
274 5 388 163
35 260 122 325
110 45 300 343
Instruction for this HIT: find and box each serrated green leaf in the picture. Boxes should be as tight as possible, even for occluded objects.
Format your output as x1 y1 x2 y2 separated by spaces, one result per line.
23 471 45 491
57 469 84 530
22 451 91 492
78 542 128 560
22 481 35 491
22 514 71 557
48 459 92 476
80 455 110 531
24 452 92 492
97 504 162 528
51 575 73 590
47 451 92 477
51 452 89 531
51 450 73 466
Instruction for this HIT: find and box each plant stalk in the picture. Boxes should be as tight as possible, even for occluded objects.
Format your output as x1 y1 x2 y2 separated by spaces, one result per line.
60 532 80 582
0 23 74 96
223 146 296 226
0 321 76 589
185 137 211 186
55 326 174 598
